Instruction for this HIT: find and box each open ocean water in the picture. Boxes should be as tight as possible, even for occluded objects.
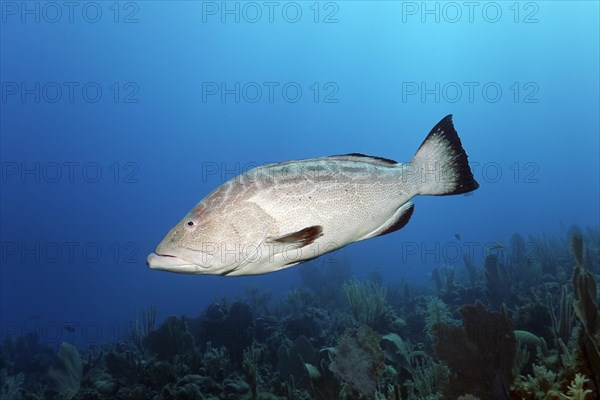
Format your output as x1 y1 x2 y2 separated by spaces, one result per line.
1 2 599 399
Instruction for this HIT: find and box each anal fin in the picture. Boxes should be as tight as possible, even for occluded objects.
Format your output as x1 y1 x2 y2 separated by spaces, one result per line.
361 202 415 240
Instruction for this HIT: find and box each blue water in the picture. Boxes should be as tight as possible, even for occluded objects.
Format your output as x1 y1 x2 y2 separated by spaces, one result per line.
1 1 598 348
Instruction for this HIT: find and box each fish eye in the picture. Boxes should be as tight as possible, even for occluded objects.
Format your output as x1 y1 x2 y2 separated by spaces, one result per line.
186 221 195 227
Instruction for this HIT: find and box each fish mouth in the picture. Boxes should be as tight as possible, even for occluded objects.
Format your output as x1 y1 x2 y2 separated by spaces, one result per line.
146 252 200 273
156 252 175 258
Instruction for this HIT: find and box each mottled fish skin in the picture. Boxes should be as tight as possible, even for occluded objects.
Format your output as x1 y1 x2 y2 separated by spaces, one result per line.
147 115 479 276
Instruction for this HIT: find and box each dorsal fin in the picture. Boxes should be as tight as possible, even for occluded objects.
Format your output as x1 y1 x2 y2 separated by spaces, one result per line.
327 153 398 165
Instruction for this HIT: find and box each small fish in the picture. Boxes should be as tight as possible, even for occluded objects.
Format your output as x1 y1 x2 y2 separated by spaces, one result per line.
454 233 461 241
148 115 479 276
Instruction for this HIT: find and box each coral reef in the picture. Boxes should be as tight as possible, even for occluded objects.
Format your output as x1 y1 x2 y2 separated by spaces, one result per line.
131 304 157 351
424 296 454 342
329 324 385 397
463 253 479 286
484 254 513 309
514 300 554 346
1 368 24 400
243 342 261 399
46 342 83 398
343 280 394 331
509 233 543 288
192 300 254 366
549 284 576 366
3 228 598 400
434 301 515 400
142 316 195 361
276 335 318 386
1 332 54 376
563 373 593 400
571 235 600 394
246 287 272 318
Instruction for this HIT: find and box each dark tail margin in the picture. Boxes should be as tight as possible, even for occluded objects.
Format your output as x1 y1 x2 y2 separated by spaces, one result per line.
410 115 480 196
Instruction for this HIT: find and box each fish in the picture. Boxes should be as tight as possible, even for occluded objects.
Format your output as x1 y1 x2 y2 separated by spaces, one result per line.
147 115 479 276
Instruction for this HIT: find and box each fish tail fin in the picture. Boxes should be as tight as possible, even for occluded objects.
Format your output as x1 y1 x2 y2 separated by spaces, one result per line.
409 115 479 196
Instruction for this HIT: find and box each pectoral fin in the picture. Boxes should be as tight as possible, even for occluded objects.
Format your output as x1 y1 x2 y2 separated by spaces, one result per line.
267 225 324 248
